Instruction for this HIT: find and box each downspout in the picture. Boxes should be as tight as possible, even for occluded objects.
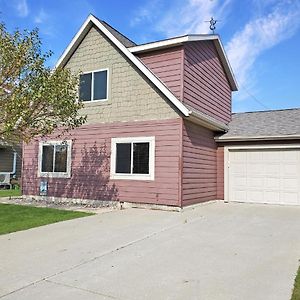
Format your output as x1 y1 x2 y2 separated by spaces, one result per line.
10 152 17 175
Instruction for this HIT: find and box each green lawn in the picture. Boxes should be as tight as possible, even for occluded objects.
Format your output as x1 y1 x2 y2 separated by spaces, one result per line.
0 189 22 197
291 266 300 300
0 203 94 235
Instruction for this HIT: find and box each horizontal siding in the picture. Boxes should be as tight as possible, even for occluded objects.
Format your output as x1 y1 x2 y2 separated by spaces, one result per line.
216 146 224 199
182 121 217 206
22 119 181 206
0 146 22 178
138 46 183 100
183 41 232 124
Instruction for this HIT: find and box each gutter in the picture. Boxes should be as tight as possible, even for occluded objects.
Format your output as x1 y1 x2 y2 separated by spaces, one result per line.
215 134 300 142
186 106 228 132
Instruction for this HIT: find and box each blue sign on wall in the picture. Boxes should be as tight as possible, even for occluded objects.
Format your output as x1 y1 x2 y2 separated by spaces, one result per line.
40 181 48 196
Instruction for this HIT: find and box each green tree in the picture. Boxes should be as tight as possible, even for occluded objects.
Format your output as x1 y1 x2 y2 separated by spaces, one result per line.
0 23 86 143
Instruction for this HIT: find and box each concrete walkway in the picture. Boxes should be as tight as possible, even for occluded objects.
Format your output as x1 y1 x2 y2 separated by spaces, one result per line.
0 202 300 300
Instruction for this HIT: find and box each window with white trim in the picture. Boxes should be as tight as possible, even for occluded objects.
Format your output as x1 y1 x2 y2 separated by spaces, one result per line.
110 137 155 180
38 141 72 178
79 69 108 101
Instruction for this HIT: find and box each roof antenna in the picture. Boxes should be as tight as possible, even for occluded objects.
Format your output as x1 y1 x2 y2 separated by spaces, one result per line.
205 17 218 34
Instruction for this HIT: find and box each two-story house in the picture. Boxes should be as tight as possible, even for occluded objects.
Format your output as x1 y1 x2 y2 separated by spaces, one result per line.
22 15 300 208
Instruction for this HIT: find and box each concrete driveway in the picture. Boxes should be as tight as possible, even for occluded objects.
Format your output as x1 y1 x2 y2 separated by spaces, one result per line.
0 202 300 300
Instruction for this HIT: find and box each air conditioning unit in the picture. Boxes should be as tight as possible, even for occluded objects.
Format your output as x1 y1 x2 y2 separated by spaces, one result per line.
0 173 10 185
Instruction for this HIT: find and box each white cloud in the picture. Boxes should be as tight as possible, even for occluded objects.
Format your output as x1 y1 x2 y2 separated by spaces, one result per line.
34 8 48 24
14 0 29 17
132 0 300 104
130 0 162 27
131 0 233 36
226 1 300 97
156 0 233 36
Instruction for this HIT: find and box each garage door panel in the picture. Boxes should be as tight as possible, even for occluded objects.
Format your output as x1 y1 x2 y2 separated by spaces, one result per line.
264 191 280 203
282 151 299 162
247 177 264 188
248 164 265 175
266 151 282 161
265 164 280 175
282 178 298 190
280 193 298 205
265 177 280 189
228 148 300 205
232 177 247 188
231 163 246 176
234 191 247 201
247 191 264 202
282 164 298 176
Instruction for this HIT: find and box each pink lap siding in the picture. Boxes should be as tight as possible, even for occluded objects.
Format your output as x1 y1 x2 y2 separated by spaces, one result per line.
22 119 181 206
182 120 218 206
183 41 232 124
138 46 184 100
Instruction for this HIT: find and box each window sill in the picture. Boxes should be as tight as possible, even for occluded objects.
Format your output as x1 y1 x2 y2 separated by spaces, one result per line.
38 172 71 179
83 99 109 104
110 173 154 181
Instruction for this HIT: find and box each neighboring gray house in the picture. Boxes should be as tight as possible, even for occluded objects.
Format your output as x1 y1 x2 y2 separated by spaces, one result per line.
0 142 22 188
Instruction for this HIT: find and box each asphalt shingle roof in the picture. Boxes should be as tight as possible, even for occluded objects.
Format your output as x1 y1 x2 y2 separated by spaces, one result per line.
97 19 136 47
218 108 300 139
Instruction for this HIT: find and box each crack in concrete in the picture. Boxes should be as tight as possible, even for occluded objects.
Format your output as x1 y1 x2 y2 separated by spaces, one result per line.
45 279 118 299
0 218 192 299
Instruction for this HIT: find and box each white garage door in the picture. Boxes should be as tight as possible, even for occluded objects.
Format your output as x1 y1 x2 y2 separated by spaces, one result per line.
228 148 300 205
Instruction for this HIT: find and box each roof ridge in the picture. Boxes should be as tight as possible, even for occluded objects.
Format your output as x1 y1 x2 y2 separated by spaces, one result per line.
232 107 300 115
131 34 218 47
92 14 136 47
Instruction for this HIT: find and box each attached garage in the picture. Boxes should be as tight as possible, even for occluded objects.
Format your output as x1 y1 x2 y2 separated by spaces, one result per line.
216 108 300 206
225 147 300 205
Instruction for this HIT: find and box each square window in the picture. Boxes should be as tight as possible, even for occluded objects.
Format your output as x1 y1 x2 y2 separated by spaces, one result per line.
39 141 72 178
111 137 155 180
79 69 108 102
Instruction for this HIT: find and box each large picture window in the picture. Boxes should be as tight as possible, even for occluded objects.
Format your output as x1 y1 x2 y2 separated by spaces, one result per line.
38 141 72 178
79 69 108 102
110 137 155 180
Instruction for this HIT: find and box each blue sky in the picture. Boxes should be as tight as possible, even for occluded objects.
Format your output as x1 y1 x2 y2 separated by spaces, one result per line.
1 0 300 112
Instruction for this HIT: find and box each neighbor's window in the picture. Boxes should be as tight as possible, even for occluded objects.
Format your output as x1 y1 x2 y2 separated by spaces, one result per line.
111 137 155 180
39 141 72 178
79 69 108 101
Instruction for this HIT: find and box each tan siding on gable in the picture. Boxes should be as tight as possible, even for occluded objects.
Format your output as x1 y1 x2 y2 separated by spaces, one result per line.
65 26 179 124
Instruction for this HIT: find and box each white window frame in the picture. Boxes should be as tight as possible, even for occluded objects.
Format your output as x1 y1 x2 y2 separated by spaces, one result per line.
110 137 155 181
80 68 109 102
38 140 72 178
